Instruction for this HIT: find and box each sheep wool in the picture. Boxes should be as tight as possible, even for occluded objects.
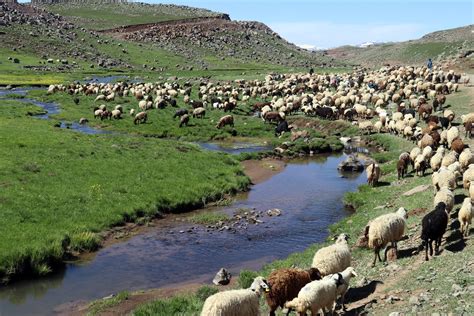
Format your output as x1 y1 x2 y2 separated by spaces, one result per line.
265 268 321 316
368 207 407 266
434 188 454 213
284 278 338 316
458 198 472 237
323 267 358 310
463 164 474 189
459 149 474 171
201 277 269 316
311 233 351 276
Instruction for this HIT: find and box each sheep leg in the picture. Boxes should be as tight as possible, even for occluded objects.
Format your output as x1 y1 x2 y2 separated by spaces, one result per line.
425 241 429 261
383 245 389 262
429 240 434 257
372 249 379 266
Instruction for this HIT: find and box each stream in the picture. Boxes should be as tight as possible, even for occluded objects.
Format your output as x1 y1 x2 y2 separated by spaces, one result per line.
0 86 367 315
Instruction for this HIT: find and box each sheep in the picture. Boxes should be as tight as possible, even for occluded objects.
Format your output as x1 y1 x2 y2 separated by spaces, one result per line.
134 111 148 125
94 109 103 119
129 108 135 116
421 202 449 261
447 127 460 147
366 163 381 186
216 115 234 129
367 207 408 266
451 138 465 155
458 197 472 237
265 268 322 316
470 183 474 200
441 151 458 168
311 233 351 277
322 267 357 311
111 109 122 119
79 117 88 125
434 188 454 213
173 108 188 119
374 121 383 133
419 134 434 149
397 157 408 179
284 277 339 316
410 147 422 166
447 161 462 185
179 114 189 127
459 149 474 171
463 164 474 189
193 107 206 119
422 146 433 160
358 121 373 135
432 167 456 193
430 151 443 172
114 104 123 113
201 276 270 316
414 154 427 176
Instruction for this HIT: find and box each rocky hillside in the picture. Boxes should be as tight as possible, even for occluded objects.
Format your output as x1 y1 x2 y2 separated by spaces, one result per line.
104 16 335 70
327 24 474 68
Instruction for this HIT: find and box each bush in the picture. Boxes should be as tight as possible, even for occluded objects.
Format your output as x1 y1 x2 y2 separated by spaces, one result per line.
238 269 258 288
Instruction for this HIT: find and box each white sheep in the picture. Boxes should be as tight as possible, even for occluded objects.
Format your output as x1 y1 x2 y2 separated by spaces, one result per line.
414 154 427 176
430 152 443 172
458 197 472 237
368 207 408 266
434 188 454 213
432 167 457 193
470 183 474 200
447 127 460 148
323 267 358 311
130 108 135 116
441 151 458 168
201 276 269 316
463 164 474 189
285 277 338 316
422 146 433 160
311 233 351 276
410 147 421 163
459 149 474 171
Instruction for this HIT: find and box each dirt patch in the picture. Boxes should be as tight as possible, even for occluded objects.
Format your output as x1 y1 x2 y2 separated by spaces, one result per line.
241 158 286 184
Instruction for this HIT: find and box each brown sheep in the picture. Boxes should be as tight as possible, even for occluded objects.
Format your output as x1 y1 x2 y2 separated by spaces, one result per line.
263 111 283 123
134 111 148 125
216 115 234 129
100 110 112 121
179 114 189 127
418 104 433 120
397 158 408 179
265 268 321 316
465 119 474 138
451 138 465 154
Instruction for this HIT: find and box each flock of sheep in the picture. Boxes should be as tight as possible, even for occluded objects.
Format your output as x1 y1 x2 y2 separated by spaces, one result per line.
45 65 473 316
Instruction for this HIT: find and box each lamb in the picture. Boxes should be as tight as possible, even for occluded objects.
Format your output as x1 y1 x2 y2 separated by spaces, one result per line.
459 149 474 171
311 233 351 277
366 163 381 186
201 276 270 316
322 267 358 311
216 115 234 129
134 111 148 125
434 188 454 213
421 202 449 261
458 197 472 237
265 268 322 316
284 277 339 316
367 207 408 266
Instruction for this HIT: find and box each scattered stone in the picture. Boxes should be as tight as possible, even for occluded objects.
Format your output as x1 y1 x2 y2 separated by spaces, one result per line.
402 184 430 196
212 268 232 285
266 208 282 216
409 296 420 305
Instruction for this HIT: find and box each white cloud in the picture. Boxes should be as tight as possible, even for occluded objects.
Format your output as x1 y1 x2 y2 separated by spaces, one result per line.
269 21 426 48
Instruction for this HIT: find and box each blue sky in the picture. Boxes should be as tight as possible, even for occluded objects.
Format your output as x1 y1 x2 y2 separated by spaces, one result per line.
146 0 473 48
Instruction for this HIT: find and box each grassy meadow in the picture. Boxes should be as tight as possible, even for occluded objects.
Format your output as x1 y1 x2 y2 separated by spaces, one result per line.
0 100 251 283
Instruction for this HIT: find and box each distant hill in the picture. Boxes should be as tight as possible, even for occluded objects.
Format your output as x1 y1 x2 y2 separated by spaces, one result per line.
40 2 228 30
327 24 474 67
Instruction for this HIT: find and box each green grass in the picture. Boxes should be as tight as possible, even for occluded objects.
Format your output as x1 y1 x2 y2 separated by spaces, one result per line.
0 101 251 283
188 212 230 225
44 2 222 30
133 286 217 316
87 291 130 316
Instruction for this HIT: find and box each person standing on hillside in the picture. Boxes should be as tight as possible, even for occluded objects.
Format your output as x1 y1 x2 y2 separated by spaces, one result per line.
427 58 433 72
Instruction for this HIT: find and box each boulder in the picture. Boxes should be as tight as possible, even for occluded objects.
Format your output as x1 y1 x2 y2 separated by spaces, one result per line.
338 155 364 172
212 268 231 286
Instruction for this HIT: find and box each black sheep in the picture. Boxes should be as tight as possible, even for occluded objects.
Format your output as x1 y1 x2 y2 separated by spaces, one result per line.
421 202 448 261
173 108 188 119
401 108 416 117
275 120 291 136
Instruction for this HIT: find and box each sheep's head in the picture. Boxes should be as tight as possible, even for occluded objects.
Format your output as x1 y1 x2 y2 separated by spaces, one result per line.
307 268 322 281
250 276 270 295
396 207 408 219
345 267 358 277
334 233 350 243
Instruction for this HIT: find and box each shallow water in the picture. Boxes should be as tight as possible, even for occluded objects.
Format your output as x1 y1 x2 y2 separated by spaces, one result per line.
195 141 273 154
0 152 366 316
